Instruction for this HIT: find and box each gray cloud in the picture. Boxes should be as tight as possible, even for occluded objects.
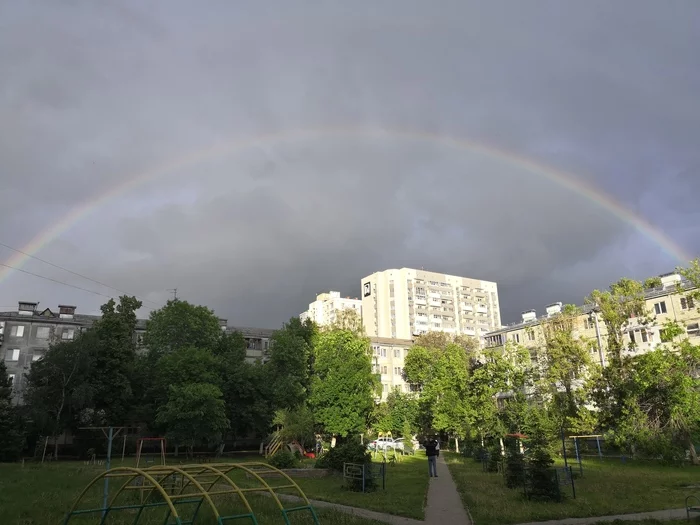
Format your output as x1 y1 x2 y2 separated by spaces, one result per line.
0 0 698 326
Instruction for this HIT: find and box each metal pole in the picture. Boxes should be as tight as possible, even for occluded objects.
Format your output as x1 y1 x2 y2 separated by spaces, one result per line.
121 434 127 463
102 426 113 519
596 436 603 459
574 438 582 475
561 427 568 469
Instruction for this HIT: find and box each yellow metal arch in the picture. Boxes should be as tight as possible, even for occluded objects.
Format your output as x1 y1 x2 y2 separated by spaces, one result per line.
63 467 181 523
63 462 319 524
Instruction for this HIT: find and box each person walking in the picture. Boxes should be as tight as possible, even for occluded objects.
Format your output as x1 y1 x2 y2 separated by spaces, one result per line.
424 436 439 477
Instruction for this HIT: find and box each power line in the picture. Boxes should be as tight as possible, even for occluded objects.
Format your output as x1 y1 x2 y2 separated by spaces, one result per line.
0 262 155 311
0 241 161 307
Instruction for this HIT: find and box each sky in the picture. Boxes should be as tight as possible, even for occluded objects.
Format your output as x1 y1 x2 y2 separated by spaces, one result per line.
1 0 699 328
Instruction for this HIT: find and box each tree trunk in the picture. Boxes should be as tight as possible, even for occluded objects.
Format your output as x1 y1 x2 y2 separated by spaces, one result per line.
331 435 337 448
686 435 699 465
53 386 67 459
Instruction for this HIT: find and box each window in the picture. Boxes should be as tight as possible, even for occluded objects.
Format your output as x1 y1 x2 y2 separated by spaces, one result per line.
6 349 20 361
381 365 388 374
527 331 535 341
584 318 594 330
654 301 667 315
394 348 401 358
394 367 403 375
640 330 649 343
688 324 700 337
10 325 25 337
36 326 50 339
8 374 15 389
380 348 387 357
681 297 695 310
629 331 636 344
513 333 520 343
32 352 43 362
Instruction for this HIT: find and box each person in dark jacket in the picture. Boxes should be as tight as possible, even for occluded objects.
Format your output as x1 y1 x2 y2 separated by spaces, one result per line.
424 436 439 477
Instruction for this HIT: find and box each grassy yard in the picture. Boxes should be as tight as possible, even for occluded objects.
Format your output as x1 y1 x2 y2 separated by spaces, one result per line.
445 453 700 525
0 454 428 524
295 454 429 520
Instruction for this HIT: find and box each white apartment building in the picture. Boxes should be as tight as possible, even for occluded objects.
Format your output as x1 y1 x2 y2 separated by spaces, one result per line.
299 291 362 327
361 268 501 340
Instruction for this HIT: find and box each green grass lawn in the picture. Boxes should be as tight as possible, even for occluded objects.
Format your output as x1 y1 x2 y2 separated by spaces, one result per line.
0 454 427 524
445 453 700 525
295 454 429 520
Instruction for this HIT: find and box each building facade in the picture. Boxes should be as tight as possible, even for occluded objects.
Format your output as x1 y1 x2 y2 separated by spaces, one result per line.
369 336 415 401
361 268 501 340
484 272 700 369
299 291 362 327
1 301 275 403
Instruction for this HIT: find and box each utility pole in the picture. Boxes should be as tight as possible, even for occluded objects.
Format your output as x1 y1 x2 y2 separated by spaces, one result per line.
168 288 178 300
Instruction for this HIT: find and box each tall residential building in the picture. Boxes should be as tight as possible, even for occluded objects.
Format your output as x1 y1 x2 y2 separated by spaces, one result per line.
299 291 362 327
361 268 501 340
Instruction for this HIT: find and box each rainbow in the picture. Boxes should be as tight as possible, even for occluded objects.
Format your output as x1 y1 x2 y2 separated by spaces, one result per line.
0 127 693 287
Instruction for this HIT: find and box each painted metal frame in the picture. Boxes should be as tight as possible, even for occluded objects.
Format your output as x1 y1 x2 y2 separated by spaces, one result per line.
62 462 320 525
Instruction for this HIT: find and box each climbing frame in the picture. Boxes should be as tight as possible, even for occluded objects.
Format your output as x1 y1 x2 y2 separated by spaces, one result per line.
62 462 320 524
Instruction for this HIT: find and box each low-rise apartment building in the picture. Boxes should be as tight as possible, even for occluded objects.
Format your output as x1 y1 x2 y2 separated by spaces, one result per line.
484 272 700 368
1 301 275 403
369 336 416 400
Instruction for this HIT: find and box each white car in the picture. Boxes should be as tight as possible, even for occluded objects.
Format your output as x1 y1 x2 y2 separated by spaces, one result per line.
369 437 400 450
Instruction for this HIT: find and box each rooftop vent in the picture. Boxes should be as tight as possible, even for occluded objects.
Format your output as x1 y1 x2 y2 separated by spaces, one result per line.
521 310 537 323
660 272 681 289
18 301 37 316
58 305 76 319
546 302 563 317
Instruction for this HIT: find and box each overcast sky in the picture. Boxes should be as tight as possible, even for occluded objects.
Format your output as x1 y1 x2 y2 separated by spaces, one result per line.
1 0 699 328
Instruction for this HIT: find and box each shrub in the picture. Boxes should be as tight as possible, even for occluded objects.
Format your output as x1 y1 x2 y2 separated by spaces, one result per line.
315 441 371 472
486 443 502 472
269 450 298 469
504 448 526 488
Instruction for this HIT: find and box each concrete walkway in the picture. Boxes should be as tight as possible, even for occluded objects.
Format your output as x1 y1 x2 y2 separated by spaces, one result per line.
513 507 688 525
425 455 473 524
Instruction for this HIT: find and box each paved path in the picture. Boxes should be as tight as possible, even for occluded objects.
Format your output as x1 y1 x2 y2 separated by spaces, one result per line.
424 455 473 524
513 507 688 525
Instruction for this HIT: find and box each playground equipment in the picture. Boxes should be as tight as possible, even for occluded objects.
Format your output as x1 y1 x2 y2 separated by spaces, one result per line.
136 437 167 468
62 462 320 524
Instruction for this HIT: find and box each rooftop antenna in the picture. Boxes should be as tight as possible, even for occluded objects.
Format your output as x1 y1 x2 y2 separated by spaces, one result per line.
168 288 178 300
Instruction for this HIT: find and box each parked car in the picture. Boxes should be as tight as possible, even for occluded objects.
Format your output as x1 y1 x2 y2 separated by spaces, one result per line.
368 437 398 450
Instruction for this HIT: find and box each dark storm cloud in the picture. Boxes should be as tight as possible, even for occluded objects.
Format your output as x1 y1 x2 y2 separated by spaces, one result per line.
0 0 698 326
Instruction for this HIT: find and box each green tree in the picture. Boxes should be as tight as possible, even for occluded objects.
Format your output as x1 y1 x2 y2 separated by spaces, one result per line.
24 335 94 458
310 329 376 440
538 305 593 427
267 318 317 411
328 308 364 335
144 300 223 359
87 296 142 424
273 405 315 450
643 276 662 290
0 360 25 461
610 341 700 464
156 383 229 458
679 259 700 310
